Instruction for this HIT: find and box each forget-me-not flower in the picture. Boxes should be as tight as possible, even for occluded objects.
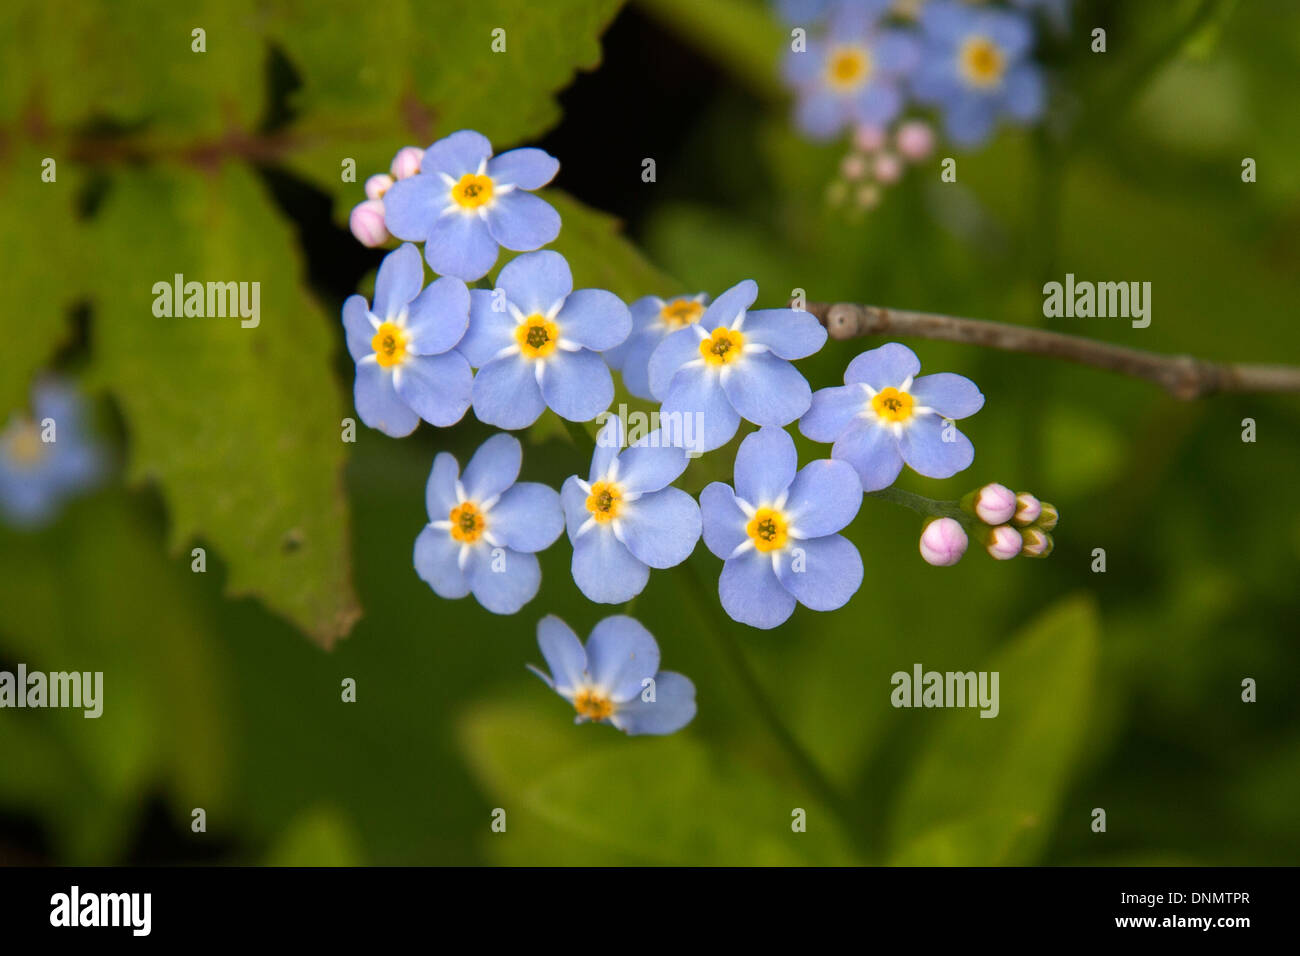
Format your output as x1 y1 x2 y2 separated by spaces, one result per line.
911 0 1045 147
799 342 983 491
604 292 709 401
0 380 102 529
529 614 697 735
700 426 863 629
383 129 561 281
561 416 701 604
342 242 473 437
457 250 631 429
647 279 827 453
414 433 563 615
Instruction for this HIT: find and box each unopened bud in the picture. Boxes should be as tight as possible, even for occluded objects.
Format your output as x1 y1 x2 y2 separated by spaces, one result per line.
1035 502 1059 531
919 517 968 567
1014 493 1041 526
349 199 389 247
840 153 868 182
985 525 1022 560
365 173 394 201
963 483 1016 525
853 124 886 153
855 184 880 210
390 146 424 180
896 120 935 161
1021 526 1054 558
873 152 903 184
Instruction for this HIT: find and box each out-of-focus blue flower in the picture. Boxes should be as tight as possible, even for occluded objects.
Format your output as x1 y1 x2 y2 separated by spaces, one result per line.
782 3 918 140
0 379 102 529
604 292 709 400
799 342 983 491
561 416 701 604
700 426 863 629
457 251 631 429
342 242 473 437
912 0 1045 147
1011 0 1071 32
528 614 697 735
383 130 561 281
414 433 563 615
647 279 826 453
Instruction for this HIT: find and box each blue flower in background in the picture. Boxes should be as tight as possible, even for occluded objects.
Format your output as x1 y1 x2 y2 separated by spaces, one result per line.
782 2 917 140
529 614 697 735
700 427 863 629
604 292 709 400
0 380 102 529
912 0 1045 147
561 416 701 604
457 250 631 429
799 342 983 491
414 433 563 615
647 279 827 453
342 242 473 437
383 129 561 281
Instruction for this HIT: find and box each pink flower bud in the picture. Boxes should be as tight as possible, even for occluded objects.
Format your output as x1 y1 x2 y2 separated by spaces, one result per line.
873 152 903 184
1014 493 1041 526
969 483 1016 525
1021 526 1054 558
919 517 968 567
390 146 425 180
349 199 389 248
1035 502 1059 531
985 525 1022 560
364 173 394 201
852 124 886 153
896 120 935 161
840 153 868 181
855 184 880 209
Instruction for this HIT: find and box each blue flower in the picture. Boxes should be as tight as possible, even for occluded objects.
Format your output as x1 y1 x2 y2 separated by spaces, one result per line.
561 416 701 604
342 242 473 437
647 279 827 453
604 292 709 401
528 615 697 735
701 427 863 629
457 250 631 429
0 379 102 529
782 3 917 140
799 342 983 491
414 433 563 615
383 129 561 281
911 0 1045 147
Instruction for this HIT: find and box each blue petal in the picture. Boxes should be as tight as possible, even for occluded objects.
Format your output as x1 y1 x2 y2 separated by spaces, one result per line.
467 546 540 615
373 242 424 320
561 475 591 539
874 28 920 72
722 351 812 427
537 615 587 694
571 528 650 604
1002 63 1045 121
795 88 850 140
342 294 375 363
785 459 861 538
740 308 827 359
422 129 493 179
556 289 632 352
355 359 419 437
487 147 559 189
909 372 984 419
382 175 442 242
733 426 797 505
497 250 573 315
612 330 660 400
615 436 687 495
699 279 758 332
539 348 613 422
833 420 904 491
472 356 546 429
394 351 473 427
843 342 920 389
983 8 1034 60
459 289 515 368
405 275 469 355
647 325 706 400
462 432 522 502
851 81 903 128
487 481 564 553
944 93 997 147
589 415 624 481
617 487 701 569
719 550 796 629
774 533 863 611
611 671 697 736
585 616 660 702
484 190 561 252
799 384 867 443
920 0 970 43
898 413 975 479
660 365 740 452
700 481 748 559
414 525 469 598
425 212 499 281
425 451 460 519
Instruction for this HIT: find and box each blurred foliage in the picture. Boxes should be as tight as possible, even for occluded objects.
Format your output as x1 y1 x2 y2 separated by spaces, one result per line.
1 0 1298 866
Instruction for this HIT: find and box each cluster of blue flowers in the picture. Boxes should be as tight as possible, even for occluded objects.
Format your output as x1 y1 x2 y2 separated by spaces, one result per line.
0 379 102 529
345 128 998 736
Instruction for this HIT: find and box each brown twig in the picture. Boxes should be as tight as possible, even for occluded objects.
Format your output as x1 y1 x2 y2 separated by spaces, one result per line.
802 301 1300 400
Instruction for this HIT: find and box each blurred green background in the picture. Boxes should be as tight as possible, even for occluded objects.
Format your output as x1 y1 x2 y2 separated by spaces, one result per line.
2 0 1297 865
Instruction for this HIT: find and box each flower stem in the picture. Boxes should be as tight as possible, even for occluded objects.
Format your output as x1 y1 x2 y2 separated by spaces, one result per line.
866 486 968 524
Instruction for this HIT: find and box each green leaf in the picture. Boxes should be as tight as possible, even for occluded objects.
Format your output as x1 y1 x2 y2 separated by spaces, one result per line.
265 806 365 865
85 163 359 646
889 596 1100 865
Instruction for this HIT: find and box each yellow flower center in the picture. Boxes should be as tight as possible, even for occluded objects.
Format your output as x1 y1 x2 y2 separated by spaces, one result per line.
515 314 560 360
871 386 915 423
585 480 623 523
448 501 486 543
7 421 47 468
660 298 704 328
746 506 789 553
371 321 409 368
827 46 872 91
959 36 1005 88
573 688 614 721
699 327 745 366
451 173 494 210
